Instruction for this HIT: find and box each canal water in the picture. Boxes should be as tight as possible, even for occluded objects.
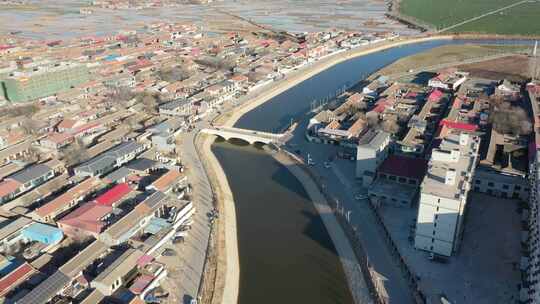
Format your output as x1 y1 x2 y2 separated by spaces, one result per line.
211 39 534 304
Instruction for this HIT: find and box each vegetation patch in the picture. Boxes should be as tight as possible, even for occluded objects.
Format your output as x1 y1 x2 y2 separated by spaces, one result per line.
398 0 540 35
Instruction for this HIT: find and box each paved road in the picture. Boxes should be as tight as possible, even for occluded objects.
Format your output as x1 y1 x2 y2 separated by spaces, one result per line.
285 119 415 304
168 117 217 303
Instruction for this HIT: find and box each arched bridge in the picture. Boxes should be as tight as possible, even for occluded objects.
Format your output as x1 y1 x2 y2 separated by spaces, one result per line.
201 126 291 145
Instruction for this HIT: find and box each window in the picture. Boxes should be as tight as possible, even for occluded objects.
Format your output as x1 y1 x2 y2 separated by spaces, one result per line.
389 176 396 181
502 184 509 190
474 186 479 191
409 180 416 185
488 182 494 187
399 177 406 183
515 185 521 191
475 180 481 185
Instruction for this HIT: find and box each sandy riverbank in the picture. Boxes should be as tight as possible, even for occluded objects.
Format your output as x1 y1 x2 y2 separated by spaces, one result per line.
198 34 458 304
197 132 240 304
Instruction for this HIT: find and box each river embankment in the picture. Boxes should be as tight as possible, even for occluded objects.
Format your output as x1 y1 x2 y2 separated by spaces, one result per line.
198 34 455 304
195 33 536 304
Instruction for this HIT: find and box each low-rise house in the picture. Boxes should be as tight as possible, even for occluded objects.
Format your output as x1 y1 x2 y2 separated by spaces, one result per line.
94 182 133 208
21 222 64 246
145 169 185 194
74 141 146 177
369 155 428 207
149 119 183 153
35 176 103 223
159 99 192 117
90 248 144 296
428 68 467 91
0 139 32 166
40 132 75 150
18 241 108 304
495 79 520 101
0 256 38 297
0 216 33 252
99 191 167 246
57 202 113 238
0 162 57 205
472 167 529 201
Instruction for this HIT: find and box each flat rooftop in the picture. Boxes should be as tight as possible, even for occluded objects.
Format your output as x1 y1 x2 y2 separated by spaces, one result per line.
421 133 480 200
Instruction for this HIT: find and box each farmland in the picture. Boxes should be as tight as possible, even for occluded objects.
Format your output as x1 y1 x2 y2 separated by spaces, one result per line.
398 0 540 35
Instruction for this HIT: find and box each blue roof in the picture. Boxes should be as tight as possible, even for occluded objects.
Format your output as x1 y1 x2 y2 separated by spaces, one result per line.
104 54 120 61
143 217 171 235
22 222 63 241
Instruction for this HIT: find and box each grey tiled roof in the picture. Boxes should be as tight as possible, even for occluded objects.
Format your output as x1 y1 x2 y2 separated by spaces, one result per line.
75 141 143 175
9 164 52 184
18 271 70 304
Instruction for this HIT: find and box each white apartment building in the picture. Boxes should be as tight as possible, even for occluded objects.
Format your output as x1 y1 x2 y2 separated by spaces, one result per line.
414 132 480 256
355 130 391 187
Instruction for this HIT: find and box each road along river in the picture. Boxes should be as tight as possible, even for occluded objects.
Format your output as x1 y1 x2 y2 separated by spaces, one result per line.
206 37 536 304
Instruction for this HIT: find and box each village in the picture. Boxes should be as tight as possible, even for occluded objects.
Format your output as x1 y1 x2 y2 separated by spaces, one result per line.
0 21 399 304
294 55 540 302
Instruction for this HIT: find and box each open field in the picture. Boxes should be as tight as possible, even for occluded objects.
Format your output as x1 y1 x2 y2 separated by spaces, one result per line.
458 54 536 82
374 44 532 76
398 0 540 35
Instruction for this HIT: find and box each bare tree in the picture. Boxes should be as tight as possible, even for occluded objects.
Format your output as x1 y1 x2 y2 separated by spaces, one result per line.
366 111 380 127
158 66 191 82
138 93 159 114
382 119 401 135
491 103 532 136
62 139 89 167
20 118 41 135
0 104 39 118
109 86 135 103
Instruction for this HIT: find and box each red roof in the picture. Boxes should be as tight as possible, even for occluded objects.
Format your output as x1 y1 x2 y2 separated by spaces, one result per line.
439 119 478 132
0 263 36 296
129 275 154 294
372 100 389 113
95 183 132 206
58 202 112 234
0 179 22 198
427 89 443 102
378 155 428 181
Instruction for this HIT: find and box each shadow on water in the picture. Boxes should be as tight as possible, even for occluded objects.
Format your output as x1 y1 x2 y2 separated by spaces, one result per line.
211 140 354 304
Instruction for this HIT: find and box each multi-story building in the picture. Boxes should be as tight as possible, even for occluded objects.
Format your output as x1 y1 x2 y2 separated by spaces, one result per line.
1 62 90 103
523 83 540 303
355 130 390 187
414 132 480 256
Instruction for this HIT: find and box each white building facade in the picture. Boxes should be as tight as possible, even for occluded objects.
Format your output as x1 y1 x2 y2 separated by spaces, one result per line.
355 130 390 187
414 132 480 256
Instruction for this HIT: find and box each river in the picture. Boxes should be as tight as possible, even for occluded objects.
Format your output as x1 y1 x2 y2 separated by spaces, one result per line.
211 39 535 304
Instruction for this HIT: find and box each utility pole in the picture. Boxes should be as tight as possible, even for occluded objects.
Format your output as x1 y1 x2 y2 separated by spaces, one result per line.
533 41 539 82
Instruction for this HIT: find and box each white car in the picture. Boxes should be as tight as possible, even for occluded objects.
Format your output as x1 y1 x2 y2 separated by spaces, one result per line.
323 162 331 169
